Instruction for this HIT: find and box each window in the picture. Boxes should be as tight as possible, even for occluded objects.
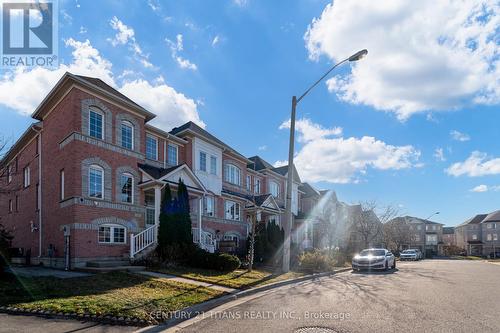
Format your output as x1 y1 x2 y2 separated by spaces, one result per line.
224 164 241 185
199 151 207 172
417 225 422 230
121 121 133 150
8 199 13 213
120 173 133 203
246 175 252 191
146 135 158 160
89 109 104 139
487 234 492 241
268 215 280 226
472 234 478 240
145 207 155 226
204 196 215 216
223 234 239 247
89 165 104 199
254 179 261 194
415 235 420 242
210 156 217 175
168 144 178 165
494 234 498 241
426 234 438 243
23 166 30 187
225 200 241 221
98 225 126 244
7 164 12 183
270 180 280 198
60 169 65 200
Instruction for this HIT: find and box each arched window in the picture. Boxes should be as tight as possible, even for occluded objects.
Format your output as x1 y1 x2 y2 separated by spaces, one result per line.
224 163 241 186
120 173 133 203
89 165 104 199
121 120 134 150
89 107 104 139
98 224 126 244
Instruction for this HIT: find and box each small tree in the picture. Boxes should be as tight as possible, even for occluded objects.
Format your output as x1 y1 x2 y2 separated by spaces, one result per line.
0 223 13 275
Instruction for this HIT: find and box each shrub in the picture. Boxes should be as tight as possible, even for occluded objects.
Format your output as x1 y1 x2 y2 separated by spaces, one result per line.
187 247 240 272
298 250 335 273
0 224 13 276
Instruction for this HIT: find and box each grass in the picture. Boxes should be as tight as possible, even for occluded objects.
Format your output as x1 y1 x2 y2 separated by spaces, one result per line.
0 271 223 322
450 255 484 260
151 266 308 289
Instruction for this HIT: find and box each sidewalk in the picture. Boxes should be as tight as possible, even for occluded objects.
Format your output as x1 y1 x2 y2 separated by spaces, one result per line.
137 271 237 293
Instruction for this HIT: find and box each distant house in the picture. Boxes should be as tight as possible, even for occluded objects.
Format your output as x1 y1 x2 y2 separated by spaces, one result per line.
442 227 456 246
455 211 500 257
389 216 444 257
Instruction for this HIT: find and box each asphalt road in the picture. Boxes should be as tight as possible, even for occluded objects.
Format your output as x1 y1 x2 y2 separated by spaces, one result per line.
175 260 500 333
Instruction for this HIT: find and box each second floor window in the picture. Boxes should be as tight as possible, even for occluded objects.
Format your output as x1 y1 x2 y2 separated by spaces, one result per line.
89 109 104 139
120 173 133 203
168 144 178 165
225 200 240 221
224 164 241 186
210 156 217 175
270 180 280 198
89 165 104 199
121 121 133 150
200 151 207 172
23 166 30 187
204 196 215 216
254 179 261 194
7 164 12 183
246 175 252 191
146 135 158 160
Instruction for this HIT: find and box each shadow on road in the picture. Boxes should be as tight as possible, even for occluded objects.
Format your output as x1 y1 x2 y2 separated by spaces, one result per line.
350 268 399 275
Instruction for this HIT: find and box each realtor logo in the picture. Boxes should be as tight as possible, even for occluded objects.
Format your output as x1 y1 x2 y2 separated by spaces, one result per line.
1 0 58 68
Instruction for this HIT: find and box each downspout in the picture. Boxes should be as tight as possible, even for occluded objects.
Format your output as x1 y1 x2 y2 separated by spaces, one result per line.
163 138 167 168
32 125 42 258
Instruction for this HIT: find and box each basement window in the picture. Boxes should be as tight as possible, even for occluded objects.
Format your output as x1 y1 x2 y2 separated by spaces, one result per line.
98 224 126 244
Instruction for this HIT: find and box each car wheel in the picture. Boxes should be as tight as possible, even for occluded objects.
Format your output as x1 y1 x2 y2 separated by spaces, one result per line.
392 260 396 269
384 261 389 271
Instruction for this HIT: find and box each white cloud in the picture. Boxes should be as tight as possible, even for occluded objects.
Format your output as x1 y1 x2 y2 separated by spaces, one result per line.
278 118 420 183
305 1 500 120
108 17 153 68
147 0 160 11
166 34 198 71
258 145 267 151
434 148 446 162
470 184 489 192
212 35 221 47
450 130 471 142
0 39 203 130
446 151 500 177
233 0 248 7
279 118 342 143
79 26 87 34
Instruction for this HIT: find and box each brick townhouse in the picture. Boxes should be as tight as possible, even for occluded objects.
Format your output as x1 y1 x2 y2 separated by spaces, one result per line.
455 211 500 257
0 72 314 269
390 216 444 257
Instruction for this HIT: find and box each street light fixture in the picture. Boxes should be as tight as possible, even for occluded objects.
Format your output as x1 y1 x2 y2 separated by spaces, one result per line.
282 49 368 273
425 212 440 221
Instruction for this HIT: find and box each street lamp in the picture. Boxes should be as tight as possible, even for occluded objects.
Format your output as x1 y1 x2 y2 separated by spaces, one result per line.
282 49 368 273
425 212 440 221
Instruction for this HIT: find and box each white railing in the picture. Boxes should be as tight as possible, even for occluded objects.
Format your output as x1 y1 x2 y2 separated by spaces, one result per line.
193 228 217 253
130 224 158 258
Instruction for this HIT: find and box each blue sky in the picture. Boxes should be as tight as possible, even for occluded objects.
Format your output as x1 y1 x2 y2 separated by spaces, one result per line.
1 0 499 226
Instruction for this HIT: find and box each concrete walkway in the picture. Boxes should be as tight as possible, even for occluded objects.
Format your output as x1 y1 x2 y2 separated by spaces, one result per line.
138 271 237 293
6 266 93 279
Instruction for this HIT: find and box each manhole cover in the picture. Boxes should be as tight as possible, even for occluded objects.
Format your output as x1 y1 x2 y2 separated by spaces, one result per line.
294 327 339 333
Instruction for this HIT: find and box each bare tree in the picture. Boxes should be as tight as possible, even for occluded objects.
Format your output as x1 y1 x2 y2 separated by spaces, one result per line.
383 218 413 252
0 136 17 194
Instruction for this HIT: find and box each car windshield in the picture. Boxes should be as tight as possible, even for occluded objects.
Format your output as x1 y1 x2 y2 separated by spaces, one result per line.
359 250 385 256
402 250 416 254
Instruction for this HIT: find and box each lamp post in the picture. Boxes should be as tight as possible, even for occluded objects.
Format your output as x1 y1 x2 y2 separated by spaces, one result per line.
425 212 440 221
282 49 368 272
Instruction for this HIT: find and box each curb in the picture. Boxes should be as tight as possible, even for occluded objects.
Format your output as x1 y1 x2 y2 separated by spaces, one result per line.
145 267 352 331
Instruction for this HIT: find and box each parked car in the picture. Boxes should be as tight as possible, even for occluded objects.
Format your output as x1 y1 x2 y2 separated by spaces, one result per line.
400 249 419 261
488 251 500 259
415 249 423 260
352 248 396 271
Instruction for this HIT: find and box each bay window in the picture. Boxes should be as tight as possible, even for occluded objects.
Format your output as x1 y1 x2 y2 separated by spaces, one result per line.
210 156 217 175
200 151 207 172
270 180 280 198
224 164 241 185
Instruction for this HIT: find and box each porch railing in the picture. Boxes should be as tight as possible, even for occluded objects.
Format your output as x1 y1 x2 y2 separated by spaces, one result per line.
130 224 158 258
192 228 217 253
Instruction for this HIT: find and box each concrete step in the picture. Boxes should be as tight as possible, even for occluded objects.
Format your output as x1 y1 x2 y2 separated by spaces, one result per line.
86 260 130 268
76 265 146 273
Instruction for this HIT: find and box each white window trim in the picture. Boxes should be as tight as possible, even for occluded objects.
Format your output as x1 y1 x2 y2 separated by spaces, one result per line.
60 169 65 201
120 173 134 204
204 196 215 217
254 178 261 194
121 120 134 150
224 200 241 221
246 175 252 191
146 134 158 160
89 165 104 200
210 155 217 175
168 143 179 165
270 180 280 198
98 224 127 244
199 151 207 172
88 108 104 140
23 166 30 187
225 163 241 186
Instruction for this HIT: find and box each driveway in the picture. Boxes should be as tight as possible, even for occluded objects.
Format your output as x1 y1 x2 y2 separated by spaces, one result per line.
171 260 500 333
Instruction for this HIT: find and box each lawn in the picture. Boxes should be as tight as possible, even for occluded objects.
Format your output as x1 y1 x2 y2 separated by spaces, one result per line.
0 271 223 323
152 267 306 289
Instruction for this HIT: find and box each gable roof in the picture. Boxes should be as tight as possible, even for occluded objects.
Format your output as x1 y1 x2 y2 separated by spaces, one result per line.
299 182 320 198
32 72 155 121
457 214 488 227
482 210 500 223
138 163 180 180
138 163 207 193
170 121 250 162
272 164 302 183
394 216 443 225
0 122 42 166
247 155 275 171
